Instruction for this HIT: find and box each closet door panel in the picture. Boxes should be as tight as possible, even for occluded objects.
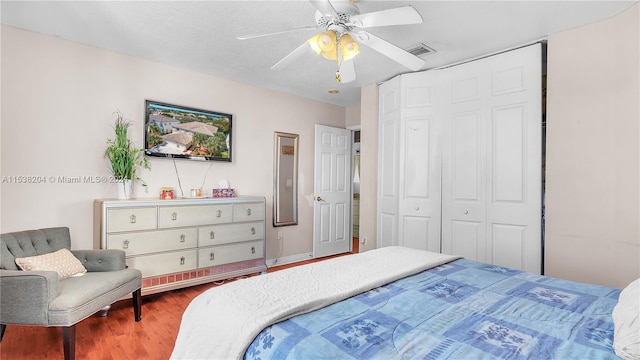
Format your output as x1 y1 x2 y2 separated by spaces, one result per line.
442 108 486 258
486 44 541 273
402 216 431 251
403 117 431 198
379 213 396 248
450 220 483 261
380 120 399 199
491 223 526 270
378 78 401 247
397 72 441 252
492 105 525 203
378 119 399 247
452 111 482 201
441 60 487 258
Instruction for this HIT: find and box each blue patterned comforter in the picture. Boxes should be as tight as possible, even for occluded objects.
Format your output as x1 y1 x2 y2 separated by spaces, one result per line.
245 259 621 359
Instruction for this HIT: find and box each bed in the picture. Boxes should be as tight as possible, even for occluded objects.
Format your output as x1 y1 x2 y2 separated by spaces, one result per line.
170 246 639 360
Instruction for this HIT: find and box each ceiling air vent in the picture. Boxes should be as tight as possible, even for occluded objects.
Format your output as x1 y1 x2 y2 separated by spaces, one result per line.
406 43 436 57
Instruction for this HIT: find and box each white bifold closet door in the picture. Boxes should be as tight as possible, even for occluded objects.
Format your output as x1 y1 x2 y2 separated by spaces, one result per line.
440 44 542 274
378 44 542 274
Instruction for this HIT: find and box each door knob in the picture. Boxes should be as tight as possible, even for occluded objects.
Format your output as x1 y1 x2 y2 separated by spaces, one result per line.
315 196 323 201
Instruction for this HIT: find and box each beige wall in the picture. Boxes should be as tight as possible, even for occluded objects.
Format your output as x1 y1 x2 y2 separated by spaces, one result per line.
345 103 361 129
0 26 346 261
546 4 639 288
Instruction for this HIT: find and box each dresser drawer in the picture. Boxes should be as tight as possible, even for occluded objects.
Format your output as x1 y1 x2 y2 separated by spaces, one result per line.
198 241 263 267
127 250 197 278
107 207 157 233
107 228 197 256
158 204 233 228
233 202 265 222
198 222 264 247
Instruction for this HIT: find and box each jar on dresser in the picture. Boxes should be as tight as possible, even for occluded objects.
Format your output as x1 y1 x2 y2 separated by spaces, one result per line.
93 196 267 295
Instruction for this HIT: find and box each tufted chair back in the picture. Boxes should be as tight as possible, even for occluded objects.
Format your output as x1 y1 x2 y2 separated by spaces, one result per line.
0 227 71 270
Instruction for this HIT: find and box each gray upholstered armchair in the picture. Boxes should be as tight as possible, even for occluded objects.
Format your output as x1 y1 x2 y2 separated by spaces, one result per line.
0 227 142 360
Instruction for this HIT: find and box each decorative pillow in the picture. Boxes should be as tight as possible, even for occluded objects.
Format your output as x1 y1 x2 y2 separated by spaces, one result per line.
613 277 640 360
15 248 87 279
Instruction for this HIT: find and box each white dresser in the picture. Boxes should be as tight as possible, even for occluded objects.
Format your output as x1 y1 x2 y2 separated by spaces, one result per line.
93 196 267 295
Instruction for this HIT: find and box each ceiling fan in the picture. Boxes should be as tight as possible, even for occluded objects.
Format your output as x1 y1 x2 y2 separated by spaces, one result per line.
238 0 426 84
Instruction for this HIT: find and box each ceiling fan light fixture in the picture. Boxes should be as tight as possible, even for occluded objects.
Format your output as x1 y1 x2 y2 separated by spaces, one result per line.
340 33 359 60
308 30 338 60
307 35 322 55
317 30 337 53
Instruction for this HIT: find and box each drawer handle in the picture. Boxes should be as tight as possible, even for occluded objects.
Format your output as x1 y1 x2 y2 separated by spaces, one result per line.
210 231 215 239
250 227 256 235
129 214 136 223
180 256 185 265
247 208 252 216
122 239 129 249
251 246 255 254
216 209 222 218
210 252 215 260
180 234 185 242
171 212 178 221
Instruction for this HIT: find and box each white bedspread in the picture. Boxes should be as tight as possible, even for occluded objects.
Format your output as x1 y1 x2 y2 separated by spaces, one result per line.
170 246 459 360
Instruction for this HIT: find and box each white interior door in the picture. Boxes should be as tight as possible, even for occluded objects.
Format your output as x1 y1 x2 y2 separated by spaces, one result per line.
313 124 352 258
441 44 542 273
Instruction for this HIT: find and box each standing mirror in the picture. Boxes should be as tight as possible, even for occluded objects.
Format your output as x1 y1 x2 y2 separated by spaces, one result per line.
273 132 299 226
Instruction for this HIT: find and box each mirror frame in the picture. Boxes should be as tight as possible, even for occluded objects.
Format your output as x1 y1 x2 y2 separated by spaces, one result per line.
273 132 299 227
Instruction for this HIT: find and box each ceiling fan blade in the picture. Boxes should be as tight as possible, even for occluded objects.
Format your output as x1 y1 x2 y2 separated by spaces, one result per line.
352 31 425 71
238 26 318 40
271 41 314 71
309 0 339 18
338 59 356 83
350 6 423 28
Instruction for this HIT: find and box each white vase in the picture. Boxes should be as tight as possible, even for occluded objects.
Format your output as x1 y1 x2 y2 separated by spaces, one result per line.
116 180 133 200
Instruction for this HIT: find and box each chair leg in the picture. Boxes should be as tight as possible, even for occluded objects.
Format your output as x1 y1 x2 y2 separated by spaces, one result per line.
62 325 76 360
0 324 6 342
132 288 142 322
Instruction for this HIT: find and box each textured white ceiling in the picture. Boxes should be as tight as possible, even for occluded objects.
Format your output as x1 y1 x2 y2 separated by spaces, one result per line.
2 0 637 106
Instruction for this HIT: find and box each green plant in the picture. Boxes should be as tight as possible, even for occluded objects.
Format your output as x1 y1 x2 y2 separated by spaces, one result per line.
104 111 150 185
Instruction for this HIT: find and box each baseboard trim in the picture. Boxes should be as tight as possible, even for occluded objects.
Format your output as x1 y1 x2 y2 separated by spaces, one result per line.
266 252 314 268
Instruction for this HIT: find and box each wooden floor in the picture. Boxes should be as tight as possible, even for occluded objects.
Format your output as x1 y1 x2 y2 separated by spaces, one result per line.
0 240 358 359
